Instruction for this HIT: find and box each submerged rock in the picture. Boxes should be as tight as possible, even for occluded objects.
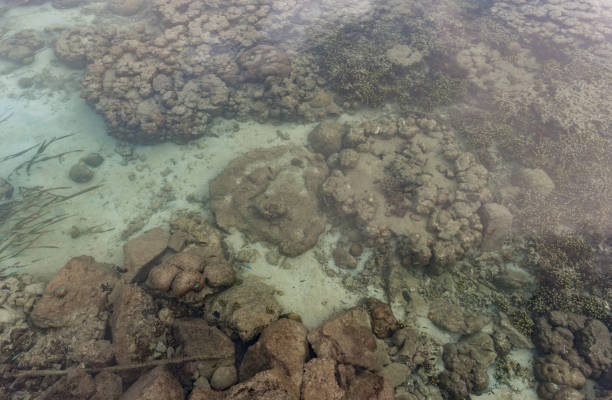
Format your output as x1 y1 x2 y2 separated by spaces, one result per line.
121 366 183 400
479 203 513 250
31 255 118 329
210 146 328 257
204 280 282 341
0 177 13 199
307 308 380 372
240 318 309 394
317 117 488 269
0 29 44 64
123 227 169 283
68 162 94 183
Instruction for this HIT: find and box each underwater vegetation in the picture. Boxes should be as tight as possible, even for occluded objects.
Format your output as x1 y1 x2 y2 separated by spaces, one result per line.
316 20 466 110
505 234 612 336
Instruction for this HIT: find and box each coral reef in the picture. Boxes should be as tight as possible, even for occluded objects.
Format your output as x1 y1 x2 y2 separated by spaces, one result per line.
54 26 114 69
317 116 489 269
76 0 350 142
0 29 44 65
533 311 612 399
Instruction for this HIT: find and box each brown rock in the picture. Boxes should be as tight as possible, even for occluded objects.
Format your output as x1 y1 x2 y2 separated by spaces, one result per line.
308 121 345 157
167 231 188 252
479 203 513 250
429 300 489 335
307 308 380 371
123 227 169 283
366 298 400 339
204 263 236 287
171 270 205 296
301 358 344 400
111 284 162 365
189 386 225 400
41 368 96 400
120 366 183 400
205 280 282 341
226 369 297 400
333 247 357 269
174 318 235 379
338 365 394 400
72 339 115 367
147 263 180 292
91 371 123 400
240 318 308 394
31 255 118 328
211 365 238 390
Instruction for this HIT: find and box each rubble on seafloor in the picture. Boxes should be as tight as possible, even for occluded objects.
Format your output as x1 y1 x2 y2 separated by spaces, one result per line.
0 211 610 400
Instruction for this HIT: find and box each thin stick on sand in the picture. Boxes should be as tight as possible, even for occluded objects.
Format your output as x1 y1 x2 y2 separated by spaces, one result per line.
8 354 226 379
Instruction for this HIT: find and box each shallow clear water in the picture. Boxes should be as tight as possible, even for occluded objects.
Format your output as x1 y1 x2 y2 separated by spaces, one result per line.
0 0 611 398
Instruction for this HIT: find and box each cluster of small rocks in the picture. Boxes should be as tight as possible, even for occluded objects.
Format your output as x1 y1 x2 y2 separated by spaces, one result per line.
0 219 448 400
0 274 44 331
68 152 104 183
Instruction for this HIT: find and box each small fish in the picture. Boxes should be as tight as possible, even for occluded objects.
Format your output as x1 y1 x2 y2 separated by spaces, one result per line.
243 264 253 270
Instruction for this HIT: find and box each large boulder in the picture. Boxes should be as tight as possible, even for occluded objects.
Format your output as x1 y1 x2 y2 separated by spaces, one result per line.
210 146 328 256
173 318 235 380
31 255 118 329
301 358 344 400
204 280 282 341
240 318 309 393
307 308 380 372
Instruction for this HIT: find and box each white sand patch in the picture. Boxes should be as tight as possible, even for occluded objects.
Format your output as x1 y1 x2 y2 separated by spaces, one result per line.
1 2 96 35
225 229 362 330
